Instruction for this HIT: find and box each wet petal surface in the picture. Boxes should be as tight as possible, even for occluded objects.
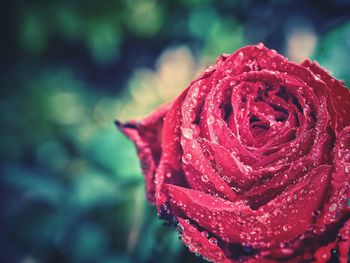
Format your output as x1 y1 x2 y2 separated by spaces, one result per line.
118 44 350 262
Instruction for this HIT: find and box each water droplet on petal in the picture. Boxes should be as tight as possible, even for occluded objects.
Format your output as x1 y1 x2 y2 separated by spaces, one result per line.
329 203 337 212
273 208 282 216
201 174 209 183
209 237 218 245
337 149 342 158
257 43 264 49
207 115 215 125
182 128 194 140
225 69 233 74
177 223 184 233
231 186 241 193
314 74 321 81
201 231 209 239
269 49 277 58
185 153 192 161
243 165 253 173
182 235 191 245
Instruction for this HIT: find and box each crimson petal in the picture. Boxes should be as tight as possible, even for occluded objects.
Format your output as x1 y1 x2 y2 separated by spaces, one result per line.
116 102 172 203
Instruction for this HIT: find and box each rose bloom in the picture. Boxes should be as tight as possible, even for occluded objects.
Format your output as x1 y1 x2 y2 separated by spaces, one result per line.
117 44 350 263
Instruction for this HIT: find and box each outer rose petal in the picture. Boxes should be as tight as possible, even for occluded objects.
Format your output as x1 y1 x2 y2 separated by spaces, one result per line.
177 218 232 263
116 102 172 203
301 60 350 132
162 164 331 249
314 126 350 233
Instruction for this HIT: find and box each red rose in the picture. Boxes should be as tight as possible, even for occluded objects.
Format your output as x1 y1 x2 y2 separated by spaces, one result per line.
117 44 350 262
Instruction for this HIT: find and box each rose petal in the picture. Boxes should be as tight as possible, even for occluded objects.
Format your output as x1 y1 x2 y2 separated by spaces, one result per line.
301 60 350 132
314 126 350 233
181 137 238 201
116 102 172 202
177 217 232 263
163 164 331 248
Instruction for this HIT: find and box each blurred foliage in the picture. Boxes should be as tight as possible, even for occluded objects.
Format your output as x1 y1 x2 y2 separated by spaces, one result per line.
1 0 349 262
313 21 350 84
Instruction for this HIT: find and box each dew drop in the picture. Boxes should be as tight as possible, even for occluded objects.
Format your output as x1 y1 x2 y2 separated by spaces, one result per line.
282 225 289 231
209 237 218 245
182 128 194 140
177 223 184 233
243 165 253 173
205 65 214 72
238 51 244 60
257 43 264 49
216 119 223 128
345 163 349 174
222 175 231 184
273 208 282 216
201 231 209 239
207 115 215 125
337 149 342 158
329 203 337 212
185 153 192 161
166 172 172 178
314 74 321 81
201 174 209 183
269 49 277 58
182 235 191 245
225 69 233 74
231 186 241 193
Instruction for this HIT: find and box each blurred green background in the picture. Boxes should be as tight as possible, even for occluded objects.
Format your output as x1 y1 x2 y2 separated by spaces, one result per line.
1 0 349 262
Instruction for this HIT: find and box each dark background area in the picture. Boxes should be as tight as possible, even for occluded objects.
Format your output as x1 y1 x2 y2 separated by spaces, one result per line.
1 0 349 262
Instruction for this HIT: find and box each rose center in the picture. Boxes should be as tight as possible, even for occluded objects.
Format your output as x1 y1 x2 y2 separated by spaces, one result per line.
249 115 270 137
